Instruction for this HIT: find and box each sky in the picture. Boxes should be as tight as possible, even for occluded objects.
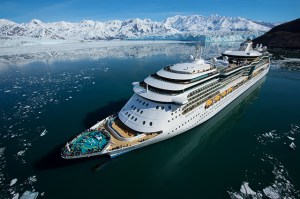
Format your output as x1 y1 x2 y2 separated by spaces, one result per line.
0 0 299 23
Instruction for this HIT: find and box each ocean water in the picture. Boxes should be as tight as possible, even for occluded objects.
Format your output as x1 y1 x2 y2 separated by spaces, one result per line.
0 42 299 199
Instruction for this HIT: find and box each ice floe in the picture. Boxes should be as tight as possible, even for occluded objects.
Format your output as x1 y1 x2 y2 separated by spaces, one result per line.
10 178 18 186
12 193 20 199
240 182 256 195
289 142 296 150
20 191 38 199
287 136 295 141
263 186 280 199
40 129 47 137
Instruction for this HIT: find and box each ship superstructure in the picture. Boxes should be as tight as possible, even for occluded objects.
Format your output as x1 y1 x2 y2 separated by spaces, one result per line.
62 40 270 158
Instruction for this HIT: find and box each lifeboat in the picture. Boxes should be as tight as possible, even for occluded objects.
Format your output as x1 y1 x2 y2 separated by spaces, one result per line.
227 87 233 93
221 91 227 97
205 99 213 108
214 95 221 101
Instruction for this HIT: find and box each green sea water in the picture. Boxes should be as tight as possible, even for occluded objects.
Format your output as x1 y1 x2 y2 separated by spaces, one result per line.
0 43 299 199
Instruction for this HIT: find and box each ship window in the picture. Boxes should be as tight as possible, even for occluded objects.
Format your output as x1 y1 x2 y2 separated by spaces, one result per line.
143 121 146 125
168 120 170 122
128 114 131 117
150 122 152 126
171 113 173 115
146 103 149 106
136 99 138 101
137 109 140 112
131 105 134 108
168 105 171 110
131 116 134 119
161 106 164 110
156 106 159 109
140 111 143 114
133 107 136 110
135 118 137 121
125 112 128 115
142 102 145 105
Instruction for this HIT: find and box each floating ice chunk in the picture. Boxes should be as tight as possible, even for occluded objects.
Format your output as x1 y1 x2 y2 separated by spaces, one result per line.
20 191 38 199
24 105 30 109
0 147 5 157
240 182 256 195
12 193 19 199
287 136 294 141
17 150 26 156
289 142 296 150
227 192 244 199
27 176 37 184
4 90 11 93
40 129 47 137
10 178 18 186
263 186 280 199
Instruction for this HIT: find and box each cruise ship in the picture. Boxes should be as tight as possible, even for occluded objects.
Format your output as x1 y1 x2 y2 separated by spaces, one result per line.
61 40 270 159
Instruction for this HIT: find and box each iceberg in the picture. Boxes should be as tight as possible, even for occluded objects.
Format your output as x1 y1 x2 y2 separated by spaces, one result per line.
20 191 38 199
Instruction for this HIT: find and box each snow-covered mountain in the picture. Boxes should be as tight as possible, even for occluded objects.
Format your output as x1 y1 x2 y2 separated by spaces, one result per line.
0 15 278 42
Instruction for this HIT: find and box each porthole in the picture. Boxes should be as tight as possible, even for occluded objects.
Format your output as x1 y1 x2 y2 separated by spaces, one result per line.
128 114 131 117
131 105 134 108
134 118 137 121
156 106 159 109
125 112 128 115
137 109 140 112
131 116 134 119
146 103 149 106
161 106 164 110
142 102 145 105
140 111 143 114
143 121 146 125
150 122 152 126
168 105 171 110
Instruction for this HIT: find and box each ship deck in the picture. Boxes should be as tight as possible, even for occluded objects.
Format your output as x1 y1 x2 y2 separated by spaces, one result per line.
106 118 159 151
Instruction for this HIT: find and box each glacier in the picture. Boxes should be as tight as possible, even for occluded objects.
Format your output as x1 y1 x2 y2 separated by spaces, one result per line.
0 14 277 42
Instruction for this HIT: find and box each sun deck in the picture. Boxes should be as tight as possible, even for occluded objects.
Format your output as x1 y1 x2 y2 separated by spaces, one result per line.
105 117 160 151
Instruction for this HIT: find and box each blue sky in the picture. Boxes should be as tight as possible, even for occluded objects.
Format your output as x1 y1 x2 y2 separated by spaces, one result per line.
0 0 299 23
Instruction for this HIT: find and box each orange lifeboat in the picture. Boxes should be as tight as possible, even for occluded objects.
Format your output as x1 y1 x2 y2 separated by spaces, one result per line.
227 87 233 93
205 99 213 108
214 95 221 101
221 91 227 97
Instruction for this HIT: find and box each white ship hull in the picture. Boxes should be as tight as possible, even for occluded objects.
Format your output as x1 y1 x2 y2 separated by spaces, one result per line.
105 64 270 158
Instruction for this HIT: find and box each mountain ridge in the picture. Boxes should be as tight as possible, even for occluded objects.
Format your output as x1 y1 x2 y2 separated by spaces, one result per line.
0 15 278 41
